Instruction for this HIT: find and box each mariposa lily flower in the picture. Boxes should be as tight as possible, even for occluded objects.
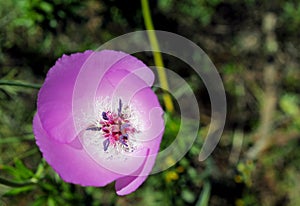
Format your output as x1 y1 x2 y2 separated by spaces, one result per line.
33 50 164 195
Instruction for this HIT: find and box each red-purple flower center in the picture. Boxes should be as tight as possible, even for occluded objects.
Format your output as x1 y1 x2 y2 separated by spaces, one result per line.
86 99 138 152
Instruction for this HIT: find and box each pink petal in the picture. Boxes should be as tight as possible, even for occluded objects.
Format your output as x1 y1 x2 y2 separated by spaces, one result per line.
114 89 164 195
37 51 93 143
35 50 164 195
79 70 163 176
72 50 154 138
130 90 165 142
108 53 154 86
116 73 165 141
115 131 164 196
96 67 165 142
115 112 164 195
80 133 151 176
33 114 122 186
38 50 154 143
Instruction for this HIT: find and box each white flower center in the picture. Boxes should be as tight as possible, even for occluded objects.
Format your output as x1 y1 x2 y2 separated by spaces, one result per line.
80 97 144 161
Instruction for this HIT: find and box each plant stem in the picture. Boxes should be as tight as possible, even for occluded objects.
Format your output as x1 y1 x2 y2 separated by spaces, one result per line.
141 0 174 113
0 177 35 188
0 80 41 89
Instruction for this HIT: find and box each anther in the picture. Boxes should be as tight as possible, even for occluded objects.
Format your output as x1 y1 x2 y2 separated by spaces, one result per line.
86 126 101 131
103 139 110 152
118 99 122 116
102 112 108 120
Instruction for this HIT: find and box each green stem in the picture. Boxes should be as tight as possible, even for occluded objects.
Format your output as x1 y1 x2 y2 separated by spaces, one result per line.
141 0 174 113
196 180 211 206
0 80 41 89
0 177 35 188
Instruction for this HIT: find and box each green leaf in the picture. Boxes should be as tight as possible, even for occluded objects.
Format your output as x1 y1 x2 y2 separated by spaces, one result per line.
47 197 56 206
0 183 12 197
4 185 34 196
32 196 47 206
14 159 34 180
39 2 53 13
0 165 15 175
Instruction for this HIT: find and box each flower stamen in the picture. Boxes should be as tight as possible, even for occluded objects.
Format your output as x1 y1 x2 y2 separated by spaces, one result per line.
86 99 138 153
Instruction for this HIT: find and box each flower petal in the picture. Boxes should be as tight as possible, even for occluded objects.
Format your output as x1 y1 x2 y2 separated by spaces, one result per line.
115 131 164 195
72 50 154 138
38 50 153 143
97 67 165 142
37 51 93 143
33 114 122 186
80 131 150 175
75 66 163 179
108 52 154 86
35 50 164 195
115 95 164 196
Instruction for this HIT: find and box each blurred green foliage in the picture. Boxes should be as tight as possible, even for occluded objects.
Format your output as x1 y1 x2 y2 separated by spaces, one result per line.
282 2 300 32
158 0 221 26
1 0 300 205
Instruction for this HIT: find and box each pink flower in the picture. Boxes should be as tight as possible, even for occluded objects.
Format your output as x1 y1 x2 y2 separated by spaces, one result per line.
33 50 164 195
